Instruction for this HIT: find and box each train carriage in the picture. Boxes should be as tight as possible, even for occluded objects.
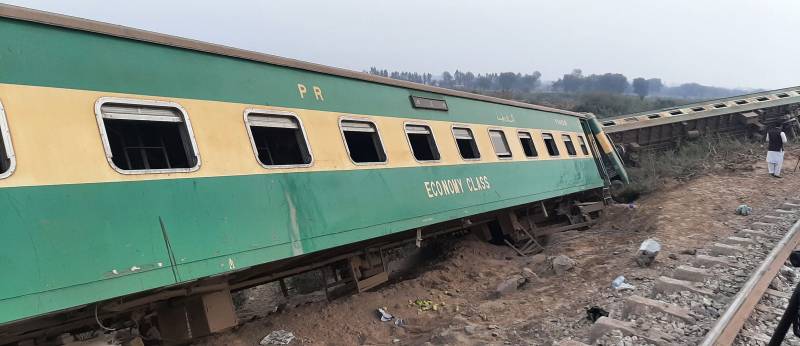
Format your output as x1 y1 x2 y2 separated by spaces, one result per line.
0 5 627 344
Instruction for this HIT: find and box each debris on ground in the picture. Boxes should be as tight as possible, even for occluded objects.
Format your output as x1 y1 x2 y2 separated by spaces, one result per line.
551 255 576 275
376 307 393 322
636 239 661 267
521 267 539 280
611 275 636 291
411 299 440 311
494 274 527 297
259 330 295 345
586 306 609 322
735 204 752 216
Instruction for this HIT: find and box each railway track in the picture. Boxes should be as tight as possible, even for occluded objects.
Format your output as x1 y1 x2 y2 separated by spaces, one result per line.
557 200 800 346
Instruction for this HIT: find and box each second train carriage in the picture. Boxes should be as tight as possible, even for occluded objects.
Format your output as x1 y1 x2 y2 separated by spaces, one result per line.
0 5 628 343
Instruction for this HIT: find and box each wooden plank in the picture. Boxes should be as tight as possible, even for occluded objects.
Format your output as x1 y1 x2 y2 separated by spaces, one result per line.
356 272 388 292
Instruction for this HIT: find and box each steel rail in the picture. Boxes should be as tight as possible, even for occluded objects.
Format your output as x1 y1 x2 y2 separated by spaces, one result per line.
701 218 800 346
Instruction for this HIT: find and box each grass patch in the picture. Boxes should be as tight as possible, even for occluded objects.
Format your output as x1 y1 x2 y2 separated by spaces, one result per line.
615 135 762 202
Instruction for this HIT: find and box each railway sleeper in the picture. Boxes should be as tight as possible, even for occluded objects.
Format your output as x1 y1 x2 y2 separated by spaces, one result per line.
588 316 672 346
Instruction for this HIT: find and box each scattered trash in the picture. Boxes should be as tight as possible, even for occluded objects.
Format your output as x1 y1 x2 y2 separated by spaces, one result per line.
636 239 661 267
411 299 440 311
377 307 393 322
260 330 295 345
464 325 477 335
611 275 636 291
551 255 576 275
586 306 609 322
735 204 752 216
627 204 637 209
679 249 697 255
394 318 406 327
781 266 797 281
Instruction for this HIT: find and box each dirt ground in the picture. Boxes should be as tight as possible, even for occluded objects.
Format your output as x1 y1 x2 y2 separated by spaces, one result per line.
194 148 800 346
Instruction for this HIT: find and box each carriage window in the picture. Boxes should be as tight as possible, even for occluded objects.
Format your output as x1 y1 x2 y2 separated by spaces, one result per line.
341 120 386 163
542 133 559 156
518 132 538 158
246 112 311 167
452 127 480 159
578 136 589 155
405 124 440 161
98 101 199 173
0 101 14 178
562 135 577 156
489 130 512 159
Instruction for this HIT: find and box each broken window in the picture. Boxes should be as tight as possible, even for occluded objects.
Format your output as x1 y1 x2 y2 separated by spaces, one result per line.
562 134 577 156
341 120 386 163
488 129 512 159
735 100 749 105
98 101 199 172
578 136 589 155
246 112 312 167
0 101 14 178
518 132 538 158
405 124 440 161
452 127 480 159
542 133 559 156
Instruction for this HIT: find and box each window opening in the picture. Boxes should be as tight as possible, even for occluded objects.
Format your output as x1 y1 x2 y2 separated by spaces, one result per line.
735 100 748 105
578 136 589 155
713 103 727 108
669 110 683 116
405 124 440 161
542 133 559 156
488 130 512 158
756 96 770 102
602 121 616 126
518 132 538 158
691 107 706 112
0 101 13 177
99 102 199 172
562 134 577 156
777 93 790 98
453 127 480 159
647 114 661 119
247 113 311 166
341 120 386 163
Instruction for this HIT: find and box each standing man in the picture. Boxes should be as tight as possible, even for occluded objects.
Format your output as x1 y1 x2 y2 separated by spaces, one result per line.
766 125 788 178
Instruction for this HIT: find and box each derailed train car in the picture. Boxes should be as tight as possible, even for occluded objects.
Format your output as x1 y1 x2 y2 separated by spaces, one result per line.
0 5 628 344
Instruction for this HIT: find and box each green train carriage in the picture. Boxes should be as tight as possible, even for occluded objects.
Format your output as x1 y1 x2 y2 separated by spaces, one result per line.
0 4 627 343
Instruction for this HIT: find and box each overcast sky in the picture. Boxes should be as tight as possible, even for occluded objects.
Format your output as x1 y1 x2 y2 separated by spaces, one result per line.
5 0 798 89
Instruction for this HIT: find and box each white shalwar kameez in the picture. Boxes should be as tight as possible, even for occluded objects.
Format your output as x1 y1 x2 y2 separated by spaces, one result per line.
766 131 787 176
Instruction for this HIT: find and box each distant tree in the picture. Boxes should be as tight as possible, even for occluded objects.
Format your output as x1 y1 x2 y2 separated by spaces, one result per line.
464 72 475 88
498 72 519 91
632 77 649 99
553 69 584 93
441 71 454 87
646 78 663 94
476 74 492 90
518 71 542 92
